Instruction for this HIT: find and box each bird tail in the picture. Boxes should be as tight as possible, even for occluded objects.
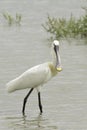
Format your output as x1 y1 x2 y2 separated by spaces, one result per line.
6 82 15 93
6 78 19 93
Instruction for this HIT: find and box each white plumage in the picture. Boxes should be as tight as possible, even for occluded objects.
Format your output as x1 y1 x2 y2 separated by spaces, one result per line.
7 62 52 93
6 40 62 115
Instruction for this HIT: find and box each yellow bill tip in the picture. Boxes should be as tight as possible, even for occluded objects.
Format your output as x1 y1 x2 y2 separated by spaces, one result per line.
57 67 62 72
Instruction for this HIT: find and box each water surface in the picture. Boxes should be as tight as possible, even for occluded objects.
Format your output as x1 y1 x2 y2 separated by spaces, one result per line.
0 0 87 130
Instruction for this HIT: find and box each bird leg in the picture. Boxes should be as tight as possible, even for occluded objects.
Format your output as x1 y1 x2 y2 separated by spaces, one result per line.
38 92 43 114
22 88 34 116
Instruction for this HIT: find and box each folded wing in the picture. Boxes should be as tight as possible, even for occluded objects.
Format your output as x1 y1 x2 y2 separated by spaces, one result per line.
6 63 51 93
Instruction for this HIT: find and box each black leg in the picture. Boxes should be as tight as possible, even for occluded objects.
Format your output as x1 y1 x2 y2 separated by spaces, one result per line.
38 92 43 114
22 88 34 116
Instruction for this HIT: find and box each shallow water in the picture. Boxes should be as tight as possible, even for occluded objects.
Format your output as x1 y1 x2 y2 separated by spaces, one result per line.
0 0 87 130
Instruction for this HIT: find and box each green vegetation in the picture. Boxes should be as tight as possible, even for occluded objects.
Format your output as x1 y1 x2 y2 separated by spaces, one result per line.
3 12 22 26
42 7 87 40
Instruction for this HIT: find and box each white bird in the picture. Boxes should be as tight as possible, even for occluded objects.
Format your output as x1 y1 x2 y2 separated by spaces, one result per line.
6 40 62 115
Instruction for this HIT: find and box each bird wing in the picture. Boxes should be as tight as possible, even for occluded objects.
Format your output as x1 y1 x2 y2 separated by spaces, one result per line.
7 63 51 92
20 63 50 87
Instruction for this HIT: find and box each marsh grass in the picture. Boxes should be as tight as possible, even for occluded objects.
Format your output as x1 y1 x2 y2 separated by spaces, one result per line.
3 12 22 26
42 7 87 40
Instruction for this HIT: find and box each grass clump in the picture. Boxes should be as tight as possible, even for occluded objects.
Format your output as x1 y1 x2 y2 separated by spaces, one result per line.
42 7 87 40
3 12 22 26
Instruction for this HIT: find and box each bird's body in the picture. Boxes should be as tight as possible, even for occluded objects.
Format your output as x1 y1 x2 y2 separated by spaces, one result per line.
7 62 57 93
6 40 62 116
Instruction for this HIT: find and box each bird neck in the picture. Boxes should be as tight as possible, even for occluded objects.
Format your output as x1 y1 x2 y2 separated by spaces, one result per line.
48 63 58 76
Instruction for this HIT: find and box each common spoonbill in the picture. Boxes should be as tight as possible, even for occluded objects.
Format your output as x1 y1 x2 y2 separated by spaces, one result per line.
6 40 62 115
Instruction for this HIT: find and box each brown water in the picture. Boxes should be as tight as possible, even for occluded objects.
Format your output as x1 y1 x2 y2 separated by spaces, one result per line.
0 0 87 130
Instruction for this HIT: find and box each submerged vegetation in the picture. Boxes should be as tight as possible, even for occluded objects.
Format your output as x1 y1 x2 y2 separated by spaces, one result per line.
3 12 22 26
42 7 87 40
